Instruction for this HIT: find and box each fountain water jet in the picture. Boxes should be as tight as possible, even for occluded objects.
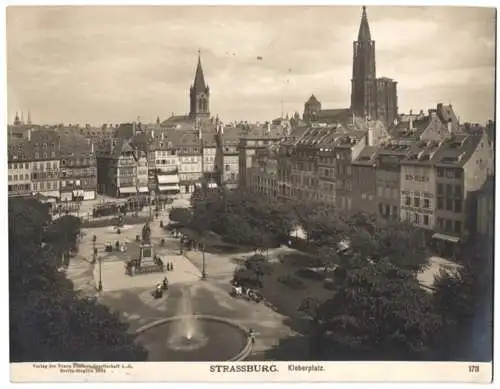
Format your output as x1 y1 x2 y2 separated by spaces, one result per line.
167 286 208 351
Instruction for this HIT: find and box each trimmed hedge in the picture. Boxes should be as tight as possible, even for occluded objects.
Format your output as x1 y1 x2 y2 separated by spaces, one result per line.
295 268 326 281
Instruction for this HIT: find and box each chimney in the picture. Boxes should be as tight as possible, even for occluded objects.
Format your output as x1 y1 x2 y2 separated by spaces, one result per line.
161 132 164 141
27 128 32 141
409 109 413 131
132 122 136 135
266 122 271 134
91 142 94 154
151 129 155 139
447 119 452 134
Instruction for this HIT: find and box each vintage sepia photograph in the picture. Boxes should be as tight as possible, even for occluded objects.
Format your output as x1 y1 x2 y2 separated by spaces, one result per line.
6 4 495 382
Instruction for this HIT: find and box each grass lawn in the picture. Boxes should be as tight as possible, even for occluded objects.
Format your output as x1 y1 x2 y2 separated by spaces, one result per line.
254 251 336 323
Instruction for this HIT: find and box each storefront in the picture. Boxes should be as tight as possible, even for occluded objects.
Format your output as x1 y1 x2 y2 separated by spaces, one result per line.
118 187 137 197
159 184 180 194
60 191 73 202
432 232 461 259
72 189 85 202
83 190 96 200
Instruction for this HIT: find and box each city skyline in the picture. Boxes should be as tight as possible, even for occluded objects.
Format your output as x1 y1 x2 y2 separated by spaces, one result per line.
7 5 496 126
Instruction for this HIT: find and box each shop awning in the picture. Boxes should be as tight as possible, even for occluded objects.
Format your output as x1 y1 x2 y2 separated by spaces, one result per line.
432 232 460 243
208 182 218 189
138 186 149 193
159 184 180 192
119 187 136 194
158 175 180 184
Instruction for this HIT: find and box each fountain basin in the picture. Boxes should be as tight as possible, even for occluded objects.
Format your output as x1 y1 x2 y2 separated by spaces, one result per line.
135 315 252 361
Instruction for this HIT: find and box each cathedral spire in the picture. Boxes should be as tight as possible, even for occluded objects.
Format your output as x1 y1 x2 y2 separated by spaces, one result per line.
193 49 207 91
357 6 372 42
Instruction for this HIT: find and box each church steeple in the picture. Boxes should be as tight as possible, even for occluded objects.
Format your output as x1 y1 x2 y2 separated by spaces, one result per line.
189 49 210 120
193 50 207 91
13 111 21 126
351 6 377 120
357 6 372 42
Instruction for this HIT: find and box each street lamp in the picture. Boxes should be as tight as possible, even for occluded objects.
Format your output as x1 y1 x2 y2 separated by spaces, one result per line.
201 240 206 280
93 234 103 292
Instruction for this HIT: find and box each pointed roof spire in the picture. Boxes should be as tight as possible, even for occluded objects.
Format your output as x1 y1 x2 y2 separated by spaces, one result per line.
357 6 372 42
193 49 207 90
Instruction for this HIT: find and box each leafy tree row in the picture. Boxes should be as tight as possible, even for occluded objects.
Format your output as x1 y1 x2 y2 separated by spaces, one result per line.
9 198 147 362
189 188 295 248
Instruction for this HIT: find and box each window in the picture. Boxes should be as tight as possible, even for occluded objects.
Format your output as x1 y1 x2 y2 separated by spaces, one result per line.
8 175 12 181
454 185 462 197
13 175 18 181
437 197 444 210
47 181 51 190
437 217 444 229
377 186 383 197
415 213 421 224
405 196 411 206
446 170 454 178
25 174 29 180
414 197 420 207
437 168 444 177
446 198 453 211
392 206 398 218
437 183 443 195
25 163 28 169
454 221 462 234
424 199 430 209
446 184 452 195
445 219 452 232
455 200 462 213
40 182 45 191
423 215 429 226
35 152 39 159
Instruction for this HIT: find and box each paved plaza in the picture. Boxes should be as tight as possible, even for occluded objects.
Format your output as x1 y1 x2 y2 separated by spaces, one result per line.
65 203 303 360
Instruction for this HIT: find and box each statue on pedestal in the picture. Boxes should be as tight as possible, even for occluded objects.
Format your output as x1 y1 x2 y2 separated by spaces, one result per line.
141 222 151 244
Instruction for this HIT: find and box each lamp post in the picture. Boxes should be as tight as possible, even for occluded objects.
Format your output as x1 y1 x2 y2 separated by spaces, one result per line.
93 234 103 292
201 240 206 280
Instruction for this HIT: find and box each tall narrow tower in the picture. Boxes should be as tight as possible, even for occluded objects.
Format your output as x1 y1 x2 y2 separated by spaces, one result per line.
350 6 377 120
189 50 210 121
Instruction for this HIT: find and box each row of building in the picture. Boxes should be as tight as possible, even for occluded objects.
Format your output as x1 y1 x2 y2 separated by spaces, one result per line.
244 105 494 249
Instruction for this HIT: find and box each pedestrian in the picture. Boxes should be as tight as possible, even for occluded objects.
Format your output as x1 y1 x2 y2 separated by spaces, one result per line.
248 329 256 345
170 262 174 271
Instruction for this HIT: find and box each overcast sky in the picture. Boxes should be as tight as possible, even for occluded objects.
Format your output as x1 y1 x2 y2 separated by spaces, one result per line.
6 6 496 125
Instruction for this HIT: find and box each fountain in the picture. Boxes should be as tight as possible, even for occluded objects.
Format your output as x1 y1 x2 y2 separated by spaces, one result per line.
135 285 252 361
167 287 208 351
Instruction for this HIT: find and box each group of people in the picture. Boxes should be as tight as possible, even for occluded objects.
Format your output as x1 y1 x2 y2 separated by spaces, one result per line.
164 262 175 271
153 277 169 299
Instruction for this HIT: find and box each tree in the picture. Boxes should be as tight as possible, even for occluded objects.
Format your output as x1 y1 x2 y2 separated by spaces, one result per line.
315 256 442 360
432 240 493 361
45 215 82 266
169 207 192 227
9 198 148 362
